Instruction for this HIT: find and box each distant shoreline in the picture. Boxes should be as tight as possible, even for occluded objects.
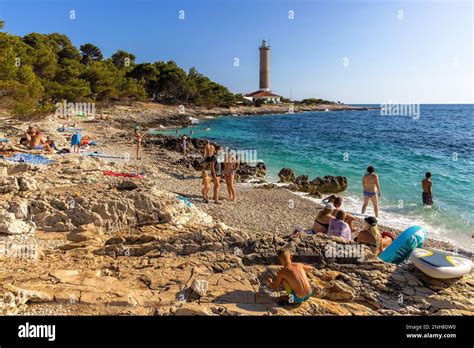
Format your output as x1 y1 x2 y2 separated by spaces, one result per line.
100 102 380 129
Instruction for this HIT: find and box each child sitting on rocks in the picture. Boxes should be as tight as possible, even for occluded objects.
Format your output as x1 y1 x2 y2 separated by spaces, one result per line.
267 248 314 304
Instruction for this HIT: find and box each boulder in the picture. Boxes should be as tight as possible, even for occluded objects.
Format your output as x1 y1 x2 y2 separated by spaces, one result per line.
309 176 348 194
278 168 296 183
235 162 266 182
18 177 38 191
190 279 209 297
0 211 35 235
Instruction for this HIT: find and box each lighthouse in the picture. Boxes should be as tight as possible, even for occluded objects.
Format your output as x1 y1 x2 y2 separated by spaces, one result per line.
259 39 270 91
245 39 281 104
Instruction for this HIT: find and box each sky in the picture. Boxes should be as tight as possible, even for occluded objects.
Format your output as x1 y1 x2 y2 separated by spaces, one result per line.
0 0 472 103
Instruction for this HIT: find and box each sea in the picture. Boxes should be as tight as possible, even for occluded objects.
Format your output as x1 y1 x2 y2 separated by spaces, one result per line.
156 104 473 251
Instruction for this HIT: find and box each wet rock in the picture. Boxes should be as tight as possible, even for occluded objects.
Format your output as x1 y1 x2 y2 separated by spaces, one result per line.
278 168 296 183
309 176 348 194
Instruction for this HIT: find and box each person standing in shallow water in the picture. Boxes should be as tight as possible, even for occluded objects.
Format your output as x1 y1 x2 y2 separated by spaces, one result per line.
422 172 433 206
361 166 381 217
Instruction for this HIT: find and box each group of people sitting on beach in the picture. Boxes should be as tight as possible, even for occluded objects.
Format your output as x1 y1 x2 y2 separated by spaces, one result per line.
19 126 57 152
295 195 396 256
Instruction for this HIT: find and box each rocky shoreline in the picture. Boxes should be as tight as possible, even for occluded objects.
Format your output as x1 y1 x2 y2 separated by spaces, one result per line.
0 109 472 316
98 101 379 129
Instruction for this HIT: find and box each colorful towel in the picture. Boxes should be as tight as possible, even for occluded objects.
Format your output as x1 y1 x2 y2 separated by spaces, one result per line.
176 195 193 207
103 170 144 179
7 153 54 165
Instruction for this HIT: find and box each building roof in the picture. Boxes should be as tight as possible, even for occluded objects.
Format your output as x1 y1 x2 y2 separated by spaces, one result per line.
245 90 281 98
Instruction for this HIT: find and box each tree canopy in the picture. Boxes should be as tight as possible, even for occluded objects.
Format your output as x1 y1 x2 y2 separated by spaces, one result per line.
0 20 237 114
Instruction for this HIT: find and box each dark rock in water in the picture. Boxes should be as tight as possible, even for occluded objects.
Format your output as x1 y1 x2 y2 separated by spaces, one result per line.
278 168 296 183
309 176 347 194
236 162 266 182
294 175 309 186
283 169 348 194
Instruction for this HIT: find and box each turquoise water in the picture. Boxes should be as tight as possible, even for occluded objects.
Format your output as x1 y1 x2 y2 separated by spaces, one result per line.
157 105 473 250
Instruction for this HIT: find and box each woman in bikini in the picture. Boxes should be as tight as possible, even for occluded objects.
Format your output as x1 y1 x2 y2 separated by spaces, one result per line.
223 149 239 202
355 216 394 255
361 165 381 217
312 204 335 234
134 126 147 160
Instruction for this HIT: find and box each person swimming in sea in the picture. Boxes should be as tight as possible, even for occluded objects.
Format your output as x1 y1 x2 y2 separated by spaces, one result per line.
422 172 433 206
361 166 381 217
267 248 314 305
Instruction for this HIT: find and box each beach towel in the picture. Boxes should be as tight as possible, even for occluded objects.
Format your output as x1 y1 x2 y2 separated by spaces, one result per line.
176 195 193 207
7 153 54 165
0 138 11 143
103 170 144 179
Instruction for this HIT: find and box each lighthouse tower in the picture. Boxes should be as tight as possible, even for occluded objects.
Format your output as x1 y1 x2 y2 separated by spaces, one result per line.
244 39 281 104
259 39 270 91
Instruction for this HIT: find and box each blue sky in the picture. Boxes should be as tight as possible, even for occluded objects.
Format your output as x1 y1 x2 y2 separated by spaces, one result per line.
0 0 472 103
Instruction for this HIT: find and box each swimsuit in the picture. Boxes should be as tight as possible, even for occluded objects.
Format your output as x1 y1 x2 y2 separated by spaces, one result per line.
285 285 314 303
33 145 43 150
422 192 433 205
223 165 235 176
363 190 376 197
314 219 330 229
212 155 223 177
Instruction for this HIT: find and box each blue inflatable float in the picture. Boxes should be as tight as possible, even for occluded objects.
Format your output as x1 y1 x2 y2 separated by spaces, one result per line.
379 225 427 264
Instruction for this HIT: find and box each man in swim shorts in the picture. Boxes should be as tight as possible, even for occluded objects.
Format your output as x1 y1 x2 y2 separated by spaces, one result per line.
422 172 433 206
202 140 215 170
267 249 314 304
361 166 381 217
